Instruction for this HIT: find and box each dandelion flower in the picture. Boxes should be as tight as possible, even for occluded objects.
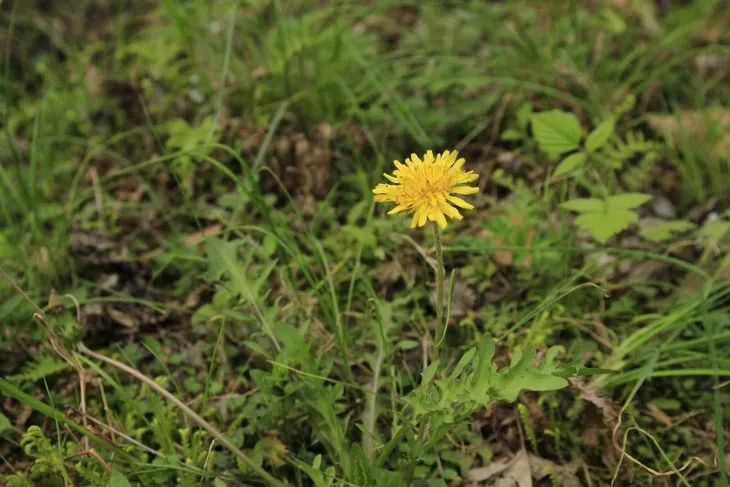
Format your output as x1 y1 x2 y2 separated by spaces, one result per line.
372 150 479 229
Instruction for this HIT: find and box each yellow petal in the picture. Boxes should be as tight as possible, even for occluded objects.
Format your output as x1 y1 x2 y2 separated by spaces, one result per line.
384 173 398 183
427 208 447 229
410 212 419 228
450 185 479 195
435 211 448 228
454 172 479 184
388 204 409 215
447 195 474 209
417 207 428 227
449 158 466 172
439 201 463 219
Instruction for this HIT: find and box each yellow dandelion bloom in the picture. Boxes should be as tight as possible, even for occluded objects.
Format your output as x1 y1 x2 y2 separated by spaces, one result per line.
372 149 479 229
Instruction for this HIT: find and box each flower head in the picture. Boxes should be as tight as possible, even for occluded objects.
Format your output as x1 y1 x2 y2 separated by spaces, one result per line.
372 150 479 229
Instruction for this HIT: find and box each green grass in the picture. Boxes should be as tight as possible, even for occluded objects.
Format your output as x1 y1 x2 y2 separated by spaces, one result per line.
1 1 729 486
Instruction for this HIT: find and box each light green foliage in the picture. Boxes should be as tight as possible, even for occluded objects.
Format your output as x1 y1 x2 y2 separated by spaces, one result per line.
561 193 652 243
106 471 133 487
16 426 70 484
10 355 69 383
0 412 11 433
518 403 539 451
554 152 587 177
530 110 583 158
166 116 220 188
640 220 695 242
407 336 568 435
584 118 615 153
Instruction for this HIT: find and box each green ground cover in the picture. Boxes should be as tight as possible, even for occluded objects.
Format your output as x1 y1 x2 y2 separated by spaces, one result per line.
1 1 729 485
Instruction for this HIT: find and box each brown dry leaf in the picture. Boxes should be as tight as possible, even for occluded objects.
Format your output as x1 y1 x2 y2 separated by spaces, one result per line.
465 458 511 483
494 450 532 487
107 307 140 329
465 451 533 487
528 454 581 487
570 377 619 422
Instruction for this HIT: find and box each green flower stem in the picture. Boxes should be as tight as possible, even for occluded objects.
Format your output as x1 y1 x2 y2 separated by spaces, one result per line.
432 224 445 361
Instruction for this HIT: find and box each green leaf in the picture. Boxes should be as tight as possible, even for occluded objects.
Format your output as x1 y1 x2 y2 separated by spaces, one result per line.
500 128 523 141
107 471 133 487
516 103 533 130
531 110 583 157
563 193 651 243
640 220 695 242
0 411 11 433
585 118 615 152
421 360 440 386
490 349 569 402
205 238 241 282
560 198 604 213
554 152 587 176
575 209 637 243
606 192 651 210
473 335 496 388
699 220 730 242
11 355 69 383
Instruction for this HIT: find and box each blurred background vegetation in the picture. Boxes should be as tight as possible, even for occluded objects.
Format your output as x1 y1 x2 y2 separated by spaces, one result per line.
0 0 729 485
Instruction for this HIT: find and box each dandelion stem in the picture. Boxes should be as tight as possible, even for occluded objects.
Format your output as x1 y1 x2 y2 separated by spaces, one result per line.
432 224 445 361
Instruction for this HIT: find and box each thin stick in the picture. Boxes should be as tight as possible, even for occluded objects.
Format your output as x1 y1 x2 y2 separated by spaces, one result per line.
77 343 286 487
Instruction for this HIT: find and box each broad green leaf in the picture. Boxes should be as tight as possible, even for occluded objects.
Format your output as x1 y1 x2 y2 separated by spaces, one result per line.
585 118 615 152
560 198 604 213
531 110 583 157
554 152 587 176
640 220 694 242
107 471 133 487
575 209 638 243
607 193 651 210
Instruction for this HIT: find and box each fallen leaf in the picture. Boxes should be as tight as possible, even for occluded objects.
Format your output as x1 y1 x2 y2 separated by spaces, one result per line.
570 378 619 422
465 458 510 483
528 454 581 487
495 450 532 487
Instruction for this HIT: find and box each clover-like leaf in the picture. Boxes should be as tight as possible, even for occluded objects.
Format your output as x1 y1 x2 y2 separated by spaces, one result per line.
562 193 651 243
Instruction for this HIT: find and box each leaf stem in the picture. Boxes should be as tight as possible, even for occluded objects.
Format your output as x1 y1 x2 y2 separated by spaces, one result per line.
432 224 445 361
